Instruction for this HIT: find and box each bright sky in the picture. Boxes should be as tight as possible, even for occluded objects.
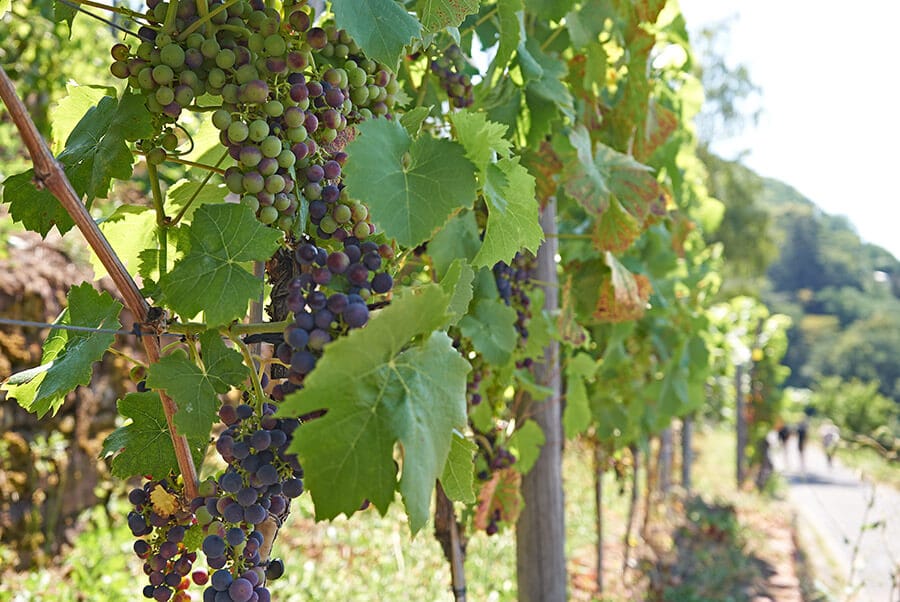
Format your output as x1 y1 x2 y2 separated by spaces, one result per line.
677 0 900 259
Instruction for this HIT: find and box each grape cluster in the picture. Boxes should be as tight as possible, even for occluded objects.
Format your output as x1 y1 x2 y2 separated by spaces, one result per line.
270 238 394 399
190 400 303 601
493 253 534 346
110 0 401 235
430 45 473 108
128 479 198 601
474 426 516 536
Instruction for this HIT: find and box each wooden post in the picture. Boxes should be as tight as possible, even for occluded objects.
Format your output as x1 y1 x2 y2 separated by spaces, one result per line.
594 440 604 595
659 425 673 494
735 364 746 486
681 414 693 493
516 198 566 602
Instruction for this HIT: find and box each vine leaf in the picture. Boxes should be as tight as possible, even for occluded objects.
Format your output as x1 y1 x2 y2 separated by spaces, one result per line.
280 285 470 534
474 157 542 267
450 112 543 266
101 391 207 480
1 284 121 418
508 419 545 474
560 125 662 225
332 0 421 68
343 118 477 248
146 330 247 440
158 204 282 326
440 259 475 327
2 92 154 237
593 196 641 253
428 210 481 277
440 431 477 503
417 0 480 33
474 467 522 530
459 298 518 365
489 0 522 77
594 253 652 322
563 352 598 437
0 1 9 16
91 205 157 279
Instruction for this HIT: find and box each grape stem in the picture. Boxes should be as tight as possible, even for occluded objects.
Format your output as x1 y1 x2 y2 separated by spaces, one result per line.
137 150 227 176
177 0 242 41
163 0 179 34
0 65 200 501
169 150 230 226
59 0 148 22
229 332 267 413
164 319 292 337
106 346 149 369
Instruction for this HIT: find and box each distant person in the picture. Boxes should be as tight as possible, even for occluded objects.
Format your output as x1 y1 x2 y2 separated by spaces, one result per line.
819 421 840 467
777 422 792 468
796 419 809 472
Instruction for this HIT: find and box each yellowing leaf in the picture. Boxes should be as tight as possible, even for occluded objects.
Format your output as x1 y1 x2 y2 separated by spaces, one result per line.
150 484 180 517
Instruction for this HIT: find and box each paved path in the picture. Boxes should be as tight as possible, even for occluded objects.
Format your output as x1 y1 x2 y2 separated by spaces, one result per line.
772 441 900 601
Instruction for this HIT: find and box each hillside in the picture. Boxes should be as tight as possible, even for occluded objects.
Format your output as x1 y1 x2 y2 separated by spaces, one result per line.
702 153 900 400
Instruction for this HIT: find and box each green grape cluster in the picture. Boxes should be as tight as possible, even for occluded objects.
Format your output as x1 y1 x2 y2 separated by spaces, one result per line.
110 0 401 237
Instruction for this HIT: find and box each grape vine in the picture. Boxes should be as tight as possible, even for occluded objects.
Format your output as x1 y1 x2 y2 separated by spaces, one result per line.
0 0 729 599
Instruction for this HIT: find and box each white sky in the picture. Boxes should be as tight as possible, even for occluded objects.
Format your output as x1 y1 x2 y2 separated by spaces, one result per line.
678 0 900 258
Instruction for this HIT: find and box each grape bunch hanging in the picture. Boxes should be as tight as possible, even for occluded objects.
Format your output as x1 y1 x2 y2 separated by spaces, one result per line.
108 1 403 600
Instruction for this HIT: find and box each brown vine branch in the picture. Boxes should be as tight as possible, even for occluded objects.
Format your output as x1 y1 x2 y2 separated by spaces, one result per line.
0 66 200 501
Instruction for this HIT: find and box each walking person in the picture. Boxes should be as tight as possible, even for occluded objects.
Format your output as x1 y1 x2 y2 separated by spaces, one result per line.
819 420 840 468
796 418 809 473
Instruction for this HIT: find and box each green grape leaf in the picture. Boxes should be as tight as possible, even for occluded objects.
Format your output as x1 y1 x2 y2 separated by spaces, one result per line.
90 205 157 279
158 204 282 325
459 298 518 365
101 392 207 480
0 1 9 16
508 419 545 474
280 285 469 534
53 0 78 30
440 431 477 503
399 106 432 136
59 92 154 201
489 0 522 76
473 157 542 267
1 171 75 237
417 0 480 32
332 0 422 68
440 259 475 327
1 284 121 418
428 210 481 277
343 119 477 248
563 352 598 437
165 179 229 220
566 1 613 48
450 111 512 172
522 39 574 121
449 113 542 266
146 330 247 439
3 92 154 237
51 83 116 155
526 0 575 20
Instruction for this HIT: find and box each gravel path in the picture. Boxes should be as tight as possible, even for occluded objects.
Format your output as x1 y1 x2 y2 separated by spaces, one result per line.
772 441 900 601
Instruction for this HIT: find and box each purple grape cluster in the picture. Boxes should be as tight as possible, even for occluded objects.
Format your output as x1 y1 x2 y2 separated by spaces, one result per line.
190 400 303 601
271 238 394 398
430 45 473 108
493 252 534 345
127 479 196 601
